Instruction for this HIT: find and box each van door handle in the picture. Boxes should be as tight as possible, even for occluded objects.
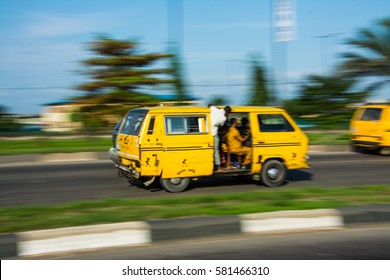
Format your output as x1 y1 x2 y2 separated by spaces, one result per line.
202 142 213 147
258 141 265 144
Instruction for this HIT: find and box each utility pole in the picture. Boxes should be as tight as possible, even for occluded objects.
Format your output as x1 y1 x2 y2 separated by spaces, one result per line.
270 0 296 104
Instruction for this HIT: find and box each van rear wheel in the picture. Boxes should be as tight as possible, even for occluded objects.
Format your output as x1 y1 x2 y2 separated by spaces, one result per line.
261 160 286 187
160 177 190 193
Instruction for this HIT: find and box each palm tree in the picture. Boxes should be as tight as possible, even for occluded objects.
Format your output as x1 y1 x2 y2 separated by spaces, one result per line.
340 17 390 93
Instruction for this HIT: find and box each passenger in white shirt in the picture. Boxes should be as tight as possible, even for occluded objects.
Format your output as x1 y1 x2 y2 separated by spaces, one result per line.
209 104 232 171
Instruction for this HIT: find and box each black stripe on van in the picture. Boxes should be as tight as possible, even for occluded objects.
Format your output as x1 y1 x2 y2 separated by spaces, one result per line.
253 142 301 147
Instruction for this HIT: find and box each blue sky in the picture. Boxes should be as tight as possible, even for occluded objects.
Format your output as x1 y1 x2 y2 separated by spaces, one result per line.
0 0 389 114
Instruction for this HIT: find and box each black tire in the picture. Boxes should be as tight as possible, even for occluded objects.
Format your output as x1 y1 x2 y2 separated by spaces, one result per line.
351 144 359 153
261 159 287 187
351 145 365 154
160 177 190 193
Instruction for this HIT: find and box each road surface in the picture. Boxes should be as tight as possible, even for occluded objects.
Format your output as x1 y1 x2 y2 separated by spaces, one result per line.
0 152 389 206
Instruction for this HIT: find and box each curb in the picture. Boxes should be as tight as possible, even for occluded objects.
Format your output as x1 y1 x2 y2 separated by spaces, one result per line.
1 205 389 258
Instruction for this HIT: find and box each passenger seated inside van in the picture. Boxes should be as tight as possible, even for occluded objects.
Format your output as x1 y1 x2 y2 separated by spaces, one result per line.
238 117 251 147
226 118 252 169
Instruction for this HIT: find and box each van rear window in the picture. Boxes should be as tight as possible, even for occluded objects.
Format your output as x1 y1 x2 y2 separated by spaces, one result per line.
165 116 207 134
360 108 382 121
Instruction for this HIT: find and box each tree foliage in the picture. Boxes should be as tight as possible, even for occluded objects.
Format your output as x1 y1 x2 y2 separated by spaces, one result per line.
293 75 367 114
340 17 390 93
0 104 8 116
247 58 270 106
75 36 173 105
209 95 229 106
284 74 368 128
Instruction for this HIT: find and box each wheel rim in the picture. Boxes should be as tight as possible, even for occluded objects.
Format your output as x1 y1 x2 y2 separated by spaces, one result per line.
161 177 190 192
267 167 280 180
169 178 182 185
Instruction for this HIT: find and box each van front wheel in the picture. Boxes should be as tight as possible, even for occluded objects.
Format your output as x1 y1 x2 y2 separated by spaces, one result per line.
261 160 286 187
160 177 190 193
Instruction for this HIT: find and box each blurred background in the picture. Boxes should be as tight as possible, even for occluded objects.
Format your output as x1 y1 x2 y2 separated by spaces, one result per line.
1 1 390 262
0 0 389 134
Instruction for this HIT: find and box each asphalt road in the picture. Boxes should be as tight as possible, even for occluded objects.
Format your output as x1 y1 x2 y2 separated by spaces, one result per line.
0 152 389 207
19 225 390 260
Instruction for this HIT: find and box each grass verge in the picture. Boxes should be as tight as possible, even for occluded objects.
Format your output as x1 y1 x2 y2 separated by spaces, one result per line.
0 133 349 155
0 138 112 155
0 185 389 234
307 132 349 145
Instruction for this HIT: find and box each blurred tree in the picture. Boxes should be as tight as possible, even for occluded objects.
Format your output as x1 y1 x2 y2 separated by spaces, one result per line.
0 104 7 116
340 17 390 93
284 74 368 128
74 36 174 123
247 58 270 106
76 36 173 100
168 45 189 101
209 95 229 106
0 104 22 133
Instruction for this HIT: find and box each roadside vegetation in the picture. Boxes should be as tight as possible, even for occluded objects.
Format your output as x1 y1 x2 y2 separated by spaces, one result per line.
306 132 350 145
0 132 350 155
0 138 112 155
0 185 389 234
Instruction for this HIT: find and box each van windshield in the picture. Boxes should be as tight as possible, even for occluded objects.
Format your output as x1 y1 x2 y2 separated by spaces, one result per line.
360 108 382 121
120 109 148 136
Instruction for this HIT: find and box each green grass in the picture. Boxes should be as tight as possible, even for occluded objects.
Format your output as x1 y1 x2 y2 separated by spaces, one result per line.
0 185 389 234
307 132 349 145
0 138 112 155
0 133 350 155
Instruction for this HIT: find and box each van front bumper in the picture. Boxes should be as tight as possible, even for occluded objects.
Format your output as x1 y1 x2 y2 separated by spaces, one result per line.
108 147 120 164
108 147 141 180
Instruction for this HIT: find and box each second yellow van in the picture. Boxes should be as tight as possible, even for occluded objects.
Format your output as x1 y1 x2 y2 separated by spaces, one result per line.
109 106 310 192
350 104 390 154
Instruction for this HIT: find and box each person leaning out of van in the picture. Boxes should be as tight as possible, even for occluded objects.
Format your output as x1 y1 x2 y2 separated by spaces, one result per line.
209 104 232 171
227 118 252 169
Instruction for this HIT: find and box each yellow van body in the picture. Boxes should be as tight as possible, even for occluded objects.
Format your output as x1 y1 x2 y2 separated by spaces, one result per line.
109 106 309 192
350 104 390 153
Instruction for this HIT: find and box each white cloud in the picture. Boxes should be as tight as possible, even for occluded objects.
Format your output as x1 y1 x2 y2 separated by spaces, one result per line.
25 12 111 37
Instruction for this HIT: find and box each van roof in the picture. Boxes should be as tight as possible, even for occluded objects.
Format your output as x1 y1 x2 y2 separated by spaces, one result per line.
138 105 285 113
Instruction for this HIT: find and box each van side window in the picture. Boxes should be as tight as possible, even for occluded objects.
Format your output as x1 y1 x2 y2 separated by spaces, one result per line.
147 117 155 135
360 108 382 121
165 116 207 134
258 114 295 132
